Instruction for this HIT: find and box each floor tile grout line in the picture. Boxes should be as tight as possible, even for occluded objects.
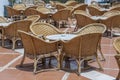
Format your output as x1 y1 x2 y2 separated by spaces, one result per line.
61 72 70 80
0 54 23 72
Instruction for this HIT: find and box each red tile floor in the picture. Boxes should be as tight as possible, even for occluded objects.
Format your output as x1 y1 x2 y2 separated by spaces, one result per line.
0 27 119 80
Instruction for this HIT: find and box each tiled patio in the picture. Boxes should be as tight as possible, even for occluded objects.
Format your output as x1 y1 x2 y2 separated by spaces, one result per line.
0 27 119 80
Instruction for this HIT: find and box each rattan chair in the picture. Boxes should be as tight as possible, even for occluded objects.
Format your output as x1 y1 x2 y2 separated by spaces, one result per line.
74 10 96 31
61 33 103 75
87 5 106 16
56 3 67 10
73 23 106 61
115 54 120 80
65 0 78 6
102 10 120 17
36 7 51 14
0 16 8 23
18 30 60 73
30 22 63 37
13 4 26 10
101 13 120 37
52 8 71 28
6 6 21 17
3 20 32 49
24 8 48 19
113 38 120 80
72 3 88 11
24 15 40 23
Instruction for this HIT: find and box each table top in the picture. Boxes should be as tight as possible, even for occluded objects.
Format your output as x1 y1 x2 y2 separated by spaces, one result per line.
91 16 108 20
46 34 77 41
0 22 12 27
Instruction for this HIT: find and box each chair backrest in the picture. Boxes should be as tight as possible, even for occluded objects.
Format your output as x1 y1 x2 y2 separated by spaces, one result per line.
6 6 21 17
24 15 40 23
24 8 47 19
73 3 88 11
30 22 62 36
113 38 120 54
65 0 78 6
0 16 8 23
62 33 101 58
102 10 120 17
36 7 51 14
52 9 71 21
87 5 105 16
74 23 106 35
13 4 26 10
101 14 120 30
56 3 67 10
18 30 58 56
74 11 96 29
18 30 35 56
4 20 32 38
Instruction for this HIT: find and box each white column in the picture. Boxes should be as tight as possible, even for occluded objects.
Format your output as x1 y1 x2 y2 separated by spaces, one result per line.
0 0 9 16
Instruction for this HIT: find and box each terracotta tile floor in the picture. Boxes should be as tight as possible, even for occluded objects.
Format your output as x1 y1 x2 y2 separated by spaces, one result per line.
0 27 119 80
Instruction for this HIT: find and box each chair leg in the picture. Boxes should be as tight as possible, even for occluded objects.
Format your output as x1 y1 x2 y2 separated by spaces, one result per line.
20 54 25 67
98 43 105 61
76 59 81 76
33 57 37 74
60 54 64 69
12 39 16 50
95 54 103 71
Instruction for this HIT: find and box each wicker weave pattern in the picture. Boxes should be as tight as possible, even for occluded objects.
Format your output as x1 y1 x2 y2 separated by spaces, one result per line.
74 11 96 30
65 1 78 6
18 30 60 73
74 23 106 35
36 7 51 13
3 20 32 49
0 16 8 23
61 33 103 75
25 15 40 23
24 8 48 19
102 10 120 17
6 6 21 17
13 4 26 10
113 38 120 54
30 22 62 36
72 4 88 12
115 54 120 80
87 5 106 16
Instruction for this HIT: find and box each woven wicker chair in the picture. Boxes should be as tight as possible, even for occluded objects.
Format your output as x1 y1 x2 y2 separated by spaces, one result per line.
52 8 71 28
87 5 106 16
56 3 67 10
36 7 51 14
61 33 103 75
30 22 63 37
3 20 32 49
0 16 8 23
74 10 96 31
18 30 60 73
72 3 88 11
113 38 120 80
102 10 120 17
73 23 106 61
24 15 40 23
115 54 120 80
101 13 120 37
13 4 26 10
24 8 48 19
65 0 78 6
6 6 21 18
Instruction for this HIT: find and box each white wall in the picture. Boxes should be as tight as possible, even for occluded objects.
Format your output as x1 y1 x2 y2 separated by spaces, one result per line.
0 0 9 16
